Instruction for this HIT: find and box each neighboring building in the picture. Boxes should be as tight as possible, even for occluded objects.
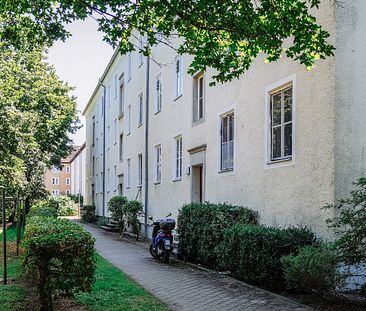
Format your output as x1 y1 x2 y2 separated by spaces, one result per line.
83 2 366 239
44 145 85 197
70 142 86 199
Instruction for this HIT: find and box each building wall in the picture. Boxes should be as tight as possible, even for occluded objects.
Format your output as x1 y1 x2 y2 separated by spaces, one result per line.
83 3 365 239
71 146 86 197
44 163 72 196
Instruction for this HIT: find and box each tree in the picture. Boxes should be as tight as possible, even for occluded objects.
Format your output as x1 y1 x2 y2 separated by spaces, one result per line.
0 0 334 84
0 40 78 204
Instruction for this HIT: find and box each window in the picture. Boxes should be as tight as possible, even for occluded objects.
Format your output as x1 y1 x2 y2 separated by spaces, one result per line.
100 172 103 193
114 74 118 99
114 119 117 144
92 156 95 175
174 136 183 180
119 77 125 115
155 145 162 183
155 73 162 113
114 165 117 191
52 189 59 196
126 158 131 188
66 178 70 185
119 134 123 162
220 112 234 171
138 93 143 126
101 96 104 116
51 166 60 174
107 125 110 148
92 116 96 145
139 36 144 66
66 190 70 195
269 85 293 161
127 105 131 134
193 73 204 122
127 53 132 81
66 166 70 174
174 55 183 98
107 85 111 109
138 153 143 187
52 177 59 185
95 174 98 193
107 168 110 191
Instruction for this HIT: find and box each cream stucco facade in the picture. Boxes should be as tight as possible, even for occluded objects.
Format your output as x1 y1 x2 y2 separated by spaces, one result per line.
83 1 366 239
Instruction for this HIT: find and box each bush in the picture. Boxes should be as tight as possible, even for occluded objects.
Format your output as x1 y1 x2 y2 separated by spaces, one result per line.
107 196 128 234
178 202 258 268
124 200 143 240
23 216 96 310
48 196 77 216
281 244 341 294
81 205 96 223
217 224 319 288
67 194 84 206
324 177 366 265
27 202 58 219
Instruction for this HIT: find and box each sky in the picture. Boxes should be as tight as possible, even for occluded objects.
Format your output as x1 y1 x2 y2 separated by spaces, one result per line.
47 18 114 146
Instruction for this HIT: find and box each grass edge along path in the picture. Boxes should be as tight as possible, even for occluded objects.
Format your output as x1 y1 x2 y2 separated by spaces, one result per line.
75 253 170 311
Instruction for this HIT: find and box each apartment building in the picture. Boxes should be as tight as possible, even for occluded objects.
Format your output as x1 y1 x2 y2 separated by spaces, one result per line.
83 2 366 239
44 145 85 197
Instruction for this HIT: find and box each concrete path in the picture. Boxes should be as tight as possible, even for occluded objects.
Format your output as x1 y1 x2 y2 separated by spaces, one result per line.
82 223 312 311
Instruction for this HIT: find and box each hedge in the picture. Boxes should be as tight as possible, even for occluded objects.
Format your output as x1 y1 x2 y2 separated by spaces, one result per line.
178 202 258 268
23 216 96 310
81 204 96 223
27 203 58 219
217 224 319 288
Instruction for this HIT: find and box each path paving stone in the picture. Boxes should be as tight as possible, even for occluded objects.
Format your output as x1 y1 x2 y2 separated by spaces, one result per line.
82 223 313 311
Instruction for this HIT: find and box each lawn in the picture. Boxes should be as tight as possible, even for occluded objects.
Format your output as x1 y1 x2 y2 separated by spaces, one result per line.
1 226 169 311
75 254 170 311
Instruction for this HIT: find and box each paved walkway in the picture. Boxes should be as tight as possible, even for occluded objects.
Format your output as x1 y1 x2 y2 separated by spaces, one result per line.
82 223 312 311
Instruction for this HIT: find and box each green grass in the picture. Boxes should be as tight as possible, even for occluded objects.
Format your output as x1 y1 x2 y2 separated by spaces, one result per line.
0 226 26 311
75 254 170 311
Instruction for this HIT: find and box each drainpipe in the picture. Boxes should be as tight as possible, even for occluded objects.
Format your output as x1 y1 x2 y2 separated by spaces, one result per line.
99 79 106 219
144 56 150 238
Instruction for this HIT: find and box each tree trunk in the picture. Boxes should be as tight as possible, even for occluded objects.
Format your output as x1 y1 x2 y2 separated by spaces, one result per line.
38 264 53 311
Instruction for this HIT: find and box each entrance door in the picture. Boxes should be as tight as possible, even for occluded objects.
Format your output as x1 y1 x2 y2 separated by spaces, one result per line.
192 165 203 202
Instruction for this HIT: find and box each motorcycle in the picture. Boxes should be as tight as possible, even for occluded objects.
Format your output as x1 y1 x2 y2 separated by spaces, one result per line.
149 215 176 263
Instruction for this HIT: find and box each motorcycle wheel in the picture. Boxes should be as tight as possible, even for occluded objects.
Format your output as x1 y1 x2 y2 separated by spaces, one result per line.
157 241 170 263
149 244 157 258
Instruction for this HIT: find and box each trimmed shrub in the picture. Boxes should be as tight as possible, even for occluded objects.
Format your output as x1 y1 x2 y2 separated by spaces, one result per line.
217 224 318 288
107 196 128 234
81 204 96 223
48 196 77 216
178 202 258 267
281 244 342 294
27 202 58 219
23 216 96 310
124 200 143 240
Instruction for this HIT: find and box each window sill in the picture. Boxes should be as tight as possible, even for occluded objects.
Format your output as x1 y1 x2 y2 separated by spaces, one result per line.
172 178 182 182
218 168 234 174
153 181 161 185
138 62 143 68
137 124 143 128
173 94 183 102
118 113 124 119
154 109 162 115
192 118 205 127
127 132 131 136
126 186 131 189
267 157 292 165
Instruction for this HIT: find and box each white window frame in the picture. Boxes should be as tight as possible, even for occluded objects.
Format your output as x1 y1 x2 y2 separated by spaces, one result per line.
137 153 143 187
114 165 117 191
107 84 111 109
155 73 163 113
155 145 162 183
127 104 131 134
126 158 131 188
264 74 296 168
119 75 125 116
100 172 103 194
66 178 70 185
107 168 110 192
219 110 235 172
114 119 117 145
66 190 70 195
51 166 60 174
107 125 111 149
174 55 183 98
119 133 124 162
52 177 60 185
193 73 205 122
127 53 132 82
114 74 118 99
66 166 70 174
52 189 60 196
173 135 183 180
138 92 143 127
